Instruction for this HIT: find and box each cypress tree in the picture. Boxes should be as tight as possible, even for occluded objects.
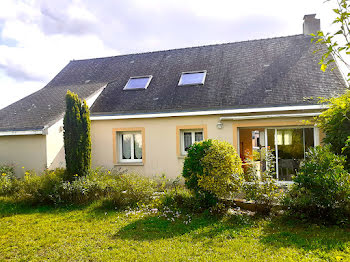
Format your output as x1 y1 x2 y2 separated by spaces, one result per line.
80 100 91 176
63 91 91 179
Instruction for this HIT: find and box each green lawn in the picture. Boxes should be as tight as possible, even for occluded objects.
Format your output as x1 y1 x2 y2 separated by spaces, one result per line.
1 199 350 261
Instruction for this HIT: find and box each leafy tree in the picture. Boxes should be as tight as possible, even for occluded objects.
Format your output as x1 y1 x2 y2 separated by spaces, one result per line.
312 0 350 168
317 93 350 169
63 91 91 179
312 0 350 80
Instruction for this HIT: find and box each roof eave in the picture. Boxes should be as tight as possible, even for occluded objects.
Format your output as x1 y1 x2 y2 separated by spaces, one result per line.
0 127 48 137
90 104 328 120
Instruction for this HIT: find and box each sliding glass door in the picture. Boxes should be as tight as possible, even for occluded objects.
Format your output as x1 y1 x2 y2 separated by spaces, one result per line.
239 127 316 181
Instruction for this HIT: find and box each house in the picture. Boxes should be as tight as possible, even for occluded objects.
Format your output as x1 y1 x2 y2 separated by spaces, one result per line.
0 14 346 181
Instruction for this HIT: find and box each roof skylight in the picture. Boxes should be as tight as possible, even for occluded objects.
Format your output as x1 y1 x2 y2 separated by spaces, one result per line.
178 71 206 86
124 76 152 90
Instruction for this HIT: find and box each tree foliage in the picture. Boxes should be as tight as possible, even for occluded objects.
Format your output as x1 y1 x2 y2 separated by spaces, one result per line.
63 91 91 179
312 0 350 168
311 0 350 80
317 92 350 169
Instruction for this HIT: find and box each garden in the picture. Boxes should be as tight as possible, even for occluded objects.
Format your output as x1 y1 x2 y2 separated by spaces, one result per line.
1 88 350 260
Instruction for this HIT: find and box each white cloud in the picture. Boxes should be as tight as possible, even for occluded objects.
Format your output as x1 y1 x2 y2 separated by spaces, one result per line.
0 71 42 109
0 0 346 110
0 0 118 109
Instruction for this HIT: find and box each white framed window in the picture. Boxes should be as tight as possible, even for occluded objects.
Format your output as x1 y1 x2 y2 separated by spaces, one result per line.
123 75 152 90
178 71 207 86
118 131 143 162
181 129 204 155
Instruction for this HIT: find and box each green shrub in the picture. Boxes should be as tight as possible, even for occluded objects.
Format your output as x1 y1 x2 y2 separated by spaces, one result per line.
0 165 17 196
182 139 244 206
15 169 65 204
317 91 350 170
284 145 350 224
12 168 156 207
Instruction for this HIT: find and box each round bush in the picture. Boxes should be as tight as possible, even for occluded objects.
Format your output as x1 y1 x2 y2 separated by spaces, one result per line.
284 145 350 224
182 139 244 205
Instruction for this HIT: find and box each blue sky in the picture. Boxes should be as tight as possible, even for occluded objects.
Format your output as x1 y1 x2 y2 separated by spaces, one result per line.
0 0 340 109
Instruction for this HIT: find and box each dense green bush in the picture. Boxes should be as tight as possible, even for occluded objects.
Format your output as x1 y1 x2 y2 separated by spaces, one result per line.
317 91 350 169
284 146 350 224
182 139 244 206
0 164 17 196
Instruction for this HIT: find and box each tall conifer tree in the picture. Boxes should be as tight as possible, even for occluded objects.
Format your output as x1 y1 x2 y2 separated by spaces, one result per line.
63 91 91 179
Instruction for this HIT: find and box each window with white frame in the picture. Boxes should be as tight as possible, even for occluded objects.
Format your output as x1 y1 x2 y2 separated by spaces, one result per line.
181 129 204 155
123 76 152 90
178 71 206 86
118 131 143 162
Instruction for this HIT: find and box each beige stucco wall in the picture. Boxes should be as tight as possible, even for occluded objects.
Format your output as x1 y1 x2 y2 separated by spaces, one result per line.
0 135 47 177
91 115 316 179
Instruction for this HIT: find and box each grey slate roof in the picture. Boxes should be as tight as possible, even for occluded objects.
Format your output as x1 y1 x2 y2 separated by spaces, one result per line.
0 34 346 131
0 81 107 131
90 34 345 115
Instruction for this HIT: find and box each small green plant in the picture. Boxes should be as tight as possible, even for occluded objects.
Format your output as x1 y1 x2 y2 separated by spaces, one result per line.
182 139 244 207
0 165 17 196
243 149 283 214
103 173 156 209
284 145 350 224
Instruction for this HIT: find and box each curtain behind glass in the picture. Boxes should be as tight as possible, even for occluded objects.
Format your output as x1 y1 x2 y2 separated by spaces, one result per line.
134 133 142 159
122 134 132 159
184 132 192 151
195 131 203 142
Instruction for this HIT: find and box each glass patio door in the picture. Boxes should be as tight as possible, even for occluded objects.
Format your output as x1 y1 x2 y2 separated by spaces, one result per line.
265 128 314 181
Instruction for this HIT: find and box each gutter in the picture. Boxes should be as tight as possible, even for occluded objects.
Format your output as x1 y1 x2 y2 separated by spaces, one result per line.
219 112 321 121
90 104 327 120
0 126 48 136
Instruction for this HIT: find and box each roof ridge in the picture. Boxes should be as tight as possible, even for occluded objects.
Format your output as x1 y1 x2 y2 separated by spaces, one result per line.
71 34 305 63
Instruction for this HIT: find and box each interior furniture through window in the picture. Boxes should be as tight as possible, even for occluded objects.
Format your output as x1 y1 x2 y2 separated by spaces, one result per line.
239 127 317 181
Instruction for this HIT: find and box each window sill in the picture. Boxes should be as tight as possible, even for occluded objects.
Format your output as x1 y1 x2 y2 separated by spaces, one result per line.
114 162 144 166
177 155 186 159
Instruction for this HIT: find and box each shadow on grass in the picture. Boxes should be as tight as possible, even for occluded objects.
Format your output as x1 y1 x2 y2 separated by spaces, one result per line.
260 216 350 253
0 197 89 217
115 212 254 241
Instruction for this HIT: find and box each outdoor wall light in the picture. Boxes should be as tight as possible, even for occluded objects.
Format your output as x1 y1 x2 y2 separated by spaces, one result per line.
216 122 223 129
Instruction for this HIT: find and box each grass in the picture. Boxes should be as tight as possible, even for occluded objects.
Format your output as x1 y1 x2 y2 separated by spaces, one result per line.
1 198 350 261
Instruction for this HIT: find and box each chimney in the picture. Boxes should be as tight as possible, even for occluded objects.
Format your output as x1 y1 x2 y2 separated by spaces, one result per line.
303 14 320 35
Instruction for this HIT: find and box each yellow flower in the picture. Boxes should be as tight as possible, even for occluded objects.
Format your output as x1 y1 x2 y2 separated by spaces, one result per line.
108 171 111 174
22 166 24 169
1 173 6 176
